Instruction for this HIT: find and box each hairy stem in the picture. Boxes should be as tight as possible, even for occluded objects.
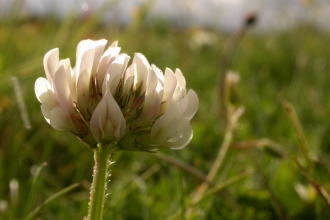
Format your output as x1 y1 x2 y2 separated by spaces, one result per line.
87 144 113 220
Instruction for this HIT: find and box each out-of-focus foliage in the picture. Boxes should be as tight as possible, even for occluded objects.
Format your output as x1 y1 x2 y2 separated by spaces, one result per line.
1 7 330 219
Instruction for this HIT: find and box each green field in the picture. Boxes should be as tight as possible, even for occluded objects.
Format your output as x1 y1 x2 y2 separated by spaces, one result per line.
1 9 330 220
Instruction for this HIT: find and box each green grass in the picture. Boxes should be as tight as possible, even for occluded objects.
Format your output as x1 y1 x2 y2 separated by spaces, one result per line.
1 10 330 220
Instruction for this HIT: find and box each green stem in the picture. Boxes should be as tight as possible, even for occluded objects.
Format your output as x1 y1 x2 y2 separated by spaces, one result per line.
191 169 253 206
179 106 244 219
87 144 113 220
190 106 245 204
281 97 313 173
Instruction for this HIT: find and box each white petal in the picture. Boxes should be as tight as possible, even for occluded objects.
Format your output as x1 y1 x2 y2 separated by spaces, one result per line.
59 58 71 75
146 66 159 92
121 67 135 99
35 77 53 103
104 92 126 139
150 96 188 139
91 97 108 143
151 64 164 84
91 39 107 76
109 41 118 47
59 59 75 95
49 107 72 131
107 54 130 95
150 65 164 95
97 57 112 89
103 119 115 140
97 116 105 140
75 41 86 76
102 74 110 96
161 68 177 113
53 65 72 114
183 90 199 120
76 48 95 82
103 42 120 57
52 65 87 134
43 48 59 84
75 39 107 79
175 68 186 91
125 63 136 83
122 75 134 97
76 69 91 118
148 118 178 145
163 68 177 98
132 67 162 127
133 89 161 127
168 118 190 142
96 47 121 93
169 126 193 149
40 102 55 123
172 86 185 104
132 53 150 91
177 118 191 132
158 125 193 150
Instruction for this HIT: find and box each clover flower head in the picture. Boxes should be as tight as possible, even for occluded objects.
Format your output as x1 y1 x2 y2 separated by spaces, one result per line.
35 39 199 151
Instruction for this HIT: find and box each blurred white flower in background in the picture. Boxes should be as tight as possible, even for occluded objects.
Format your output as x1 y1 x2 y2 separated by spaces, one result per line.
35 39 199 151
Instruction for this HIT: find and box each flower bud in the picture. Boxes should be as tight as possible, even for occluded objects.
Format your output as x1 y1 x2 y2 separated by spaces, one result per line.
90 91 126 145
224 71 240 107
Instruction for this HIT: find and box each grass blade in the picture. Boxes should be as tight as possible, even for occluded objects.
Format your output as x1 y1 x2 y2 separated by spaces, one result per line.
24 183 80 220
23 162 47 217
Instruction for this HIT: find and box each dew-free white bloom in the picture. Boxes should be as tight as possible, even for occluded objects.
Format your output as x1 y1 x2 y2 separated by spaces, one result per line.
35 48 87 135
35 39 199 151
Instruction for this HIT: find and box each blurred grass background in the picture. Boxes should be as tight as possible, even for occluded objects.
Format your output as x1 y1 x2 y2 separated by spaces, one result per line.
1 2 330 220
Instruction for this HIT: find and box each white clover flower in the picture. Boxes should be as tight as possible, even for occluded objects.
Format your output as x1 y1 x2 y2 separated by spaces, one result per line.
35 39 198 151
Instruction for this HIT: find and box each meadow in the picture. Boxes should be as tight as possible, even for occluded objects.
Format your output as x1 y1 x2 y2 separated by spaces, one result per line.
1 9 330 220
